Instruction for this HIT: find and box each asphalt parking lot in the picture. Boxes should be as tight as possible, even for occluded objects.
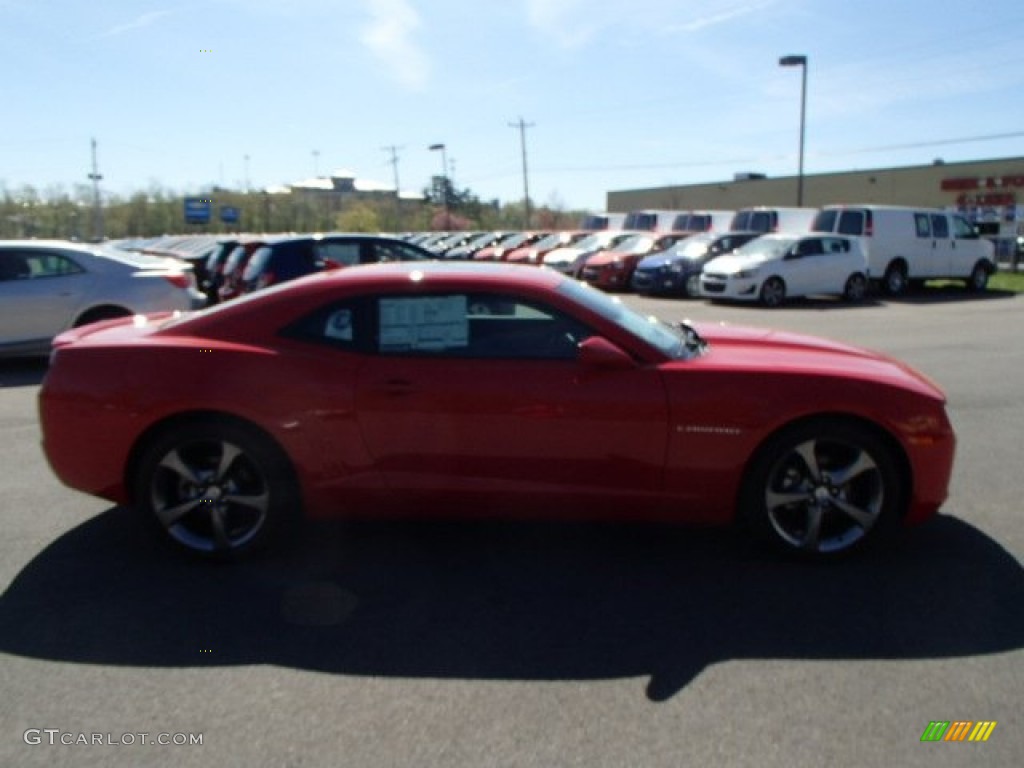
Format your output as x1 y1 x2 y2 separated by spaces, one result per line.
1 287 1022 768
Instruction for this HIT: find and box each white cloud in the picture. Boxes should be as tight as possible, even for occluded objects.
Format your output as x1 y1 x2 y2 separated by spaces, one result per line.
360 0 430 90
526 0 778 48
101 10 172 38
667 1 775 33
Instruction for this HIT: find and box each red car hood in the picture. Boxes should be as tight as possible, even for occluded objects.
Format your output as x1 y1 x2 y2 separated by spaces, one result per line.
586 250 631 267
691 322 947 401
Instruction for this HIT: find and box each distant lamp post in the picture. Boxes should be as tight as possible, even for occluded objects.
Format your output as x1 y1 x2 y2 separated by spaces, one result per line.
778 54 808 206
428 143 449 227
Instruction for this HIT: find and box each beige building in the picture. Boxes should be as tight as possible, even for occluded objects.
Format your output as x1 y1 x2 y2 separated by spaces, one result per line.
607 156 1024 232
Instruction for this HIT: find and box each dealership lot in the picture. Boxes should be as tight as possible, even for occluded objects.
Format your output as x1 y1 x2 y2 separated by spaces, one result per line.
1 288 1022 767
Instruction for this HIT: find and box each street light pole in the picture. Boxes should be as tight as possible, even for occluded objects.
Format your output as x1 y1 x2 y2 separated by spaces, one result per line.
428 143 449 228
779 54 807 207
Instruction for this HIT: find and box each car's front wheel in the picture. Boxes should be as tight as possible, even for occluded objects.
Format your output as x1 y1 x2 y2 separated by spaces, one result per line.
741 419 902 558
843 273 867 302
966 261 990 292
759 277 786 307
134 419 298 560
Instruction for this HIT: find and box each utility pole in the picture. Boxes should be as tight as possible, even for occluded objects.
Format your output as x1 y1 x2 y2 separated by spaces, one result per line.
382 144 403 230
87 138 104 242
508 117 534 229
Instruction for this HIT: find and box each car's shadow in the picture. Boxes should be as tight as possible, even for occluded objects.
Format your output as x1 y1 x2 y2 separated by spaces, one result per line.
883 286 1017 305
1 509 1021 701
0 357 48 388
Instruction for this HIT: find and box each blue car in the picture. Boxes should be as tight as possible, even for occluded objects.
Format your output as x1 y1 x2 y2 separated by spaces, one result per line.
632 231 760 297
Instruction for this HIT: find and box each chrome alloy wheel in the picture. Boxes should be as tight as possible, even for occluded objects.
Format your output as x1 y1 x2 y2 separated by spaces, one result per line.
763 437 885 554
150 439 270 554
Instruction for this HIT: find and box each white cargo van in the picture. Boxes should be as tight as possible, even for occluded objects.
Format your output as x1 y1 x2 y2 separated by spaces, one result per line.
811 205 996 294
729 207 817 234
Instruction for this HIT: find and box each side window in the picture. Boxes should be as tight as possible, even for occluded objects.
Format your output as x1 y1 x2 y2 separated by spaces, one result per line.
373 241 429 263
930 214 950 239
0 252 33 281
21 252 85 279
825 238 849 253
915 214 932 238
316 242 361 266
797 239 824 257
374 293 592 360
837 211 865 236
952 215 978 240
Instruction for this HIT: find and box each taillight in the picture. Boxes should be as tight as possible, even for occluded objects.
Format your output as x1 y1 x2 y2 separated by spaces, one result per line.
864 211 874 237
164 272 192 290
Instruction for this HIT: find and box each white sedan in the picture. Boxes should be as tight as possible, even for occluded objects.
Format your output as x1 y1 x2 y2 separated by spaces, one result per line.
700 234 869 307
0 240 206 357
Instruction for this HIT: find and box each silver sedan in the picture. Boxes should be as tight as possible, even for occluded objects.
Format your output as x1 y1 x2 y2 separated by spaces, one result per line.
0 240 206 357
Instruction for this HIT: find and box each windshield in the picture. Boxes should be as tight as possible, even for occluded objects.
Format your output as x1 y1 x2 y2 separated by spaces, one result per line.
557 279 697 359
614 234 655 254
732 236 795 261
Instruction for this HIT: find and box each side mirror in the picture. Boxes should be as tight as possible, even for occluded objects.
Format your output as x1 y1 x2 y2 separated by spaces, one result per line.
577 336 636 369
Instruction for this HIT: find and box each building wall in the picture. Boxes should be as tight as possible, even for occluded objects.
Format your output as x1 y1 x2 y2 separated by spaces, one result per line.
606 156 1024 218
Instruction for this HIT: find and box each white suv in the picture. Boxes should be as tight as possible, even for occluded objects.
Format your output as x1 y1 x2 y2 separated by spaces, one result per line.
700 234 868 307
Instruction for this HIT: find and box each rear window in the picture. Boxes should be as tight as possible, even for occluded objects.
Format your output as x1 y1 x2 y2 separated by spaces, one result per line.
811 209 838 233
624 212 657 230
731 211 776 232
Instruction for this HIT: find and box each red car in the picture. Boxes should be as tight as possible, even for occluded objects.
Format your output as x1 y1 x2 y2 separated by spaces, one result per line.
40 263 955 561
580 232 689 289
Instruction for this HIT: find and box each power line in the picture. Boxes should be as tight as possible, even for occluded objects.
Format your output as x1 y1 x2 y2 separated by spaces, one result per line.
88 138 103 241
508 117 535 228
382 144 403 228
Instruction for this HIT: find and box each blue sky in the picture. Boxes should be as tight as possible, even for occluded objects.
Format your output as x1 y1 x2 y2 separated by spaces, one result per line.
2 0 1023 212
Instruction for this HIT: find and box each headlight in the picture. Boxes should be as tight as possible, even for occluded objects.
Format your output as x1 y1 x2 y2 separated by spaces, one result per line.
733 268 759 279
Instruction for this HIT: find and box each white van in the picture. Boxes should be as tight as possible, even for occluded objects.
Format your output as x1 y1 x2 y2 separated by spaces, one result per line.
622 209 688 232
811 205 996 294
670 210 735 233
729 207 818 234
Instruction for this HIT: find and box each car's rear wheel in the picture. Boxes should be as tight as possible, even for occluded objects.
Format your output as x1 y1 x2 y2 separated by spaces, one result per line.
882 262 908 296
135 419 298 560
741 419 902 558
759 277 786 307
966 261 990 292
843 273 867 302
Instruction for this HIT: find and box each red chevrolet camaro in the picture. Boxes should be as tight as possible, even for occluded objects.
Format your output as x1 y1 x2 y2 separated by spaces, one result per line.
39 262 955 560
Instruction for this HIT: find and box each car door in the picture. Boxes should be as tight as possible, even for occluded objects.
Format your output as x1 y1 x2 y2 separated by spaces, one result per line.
780 238 824 297
0 249 91 346
353 291 670 508
913 212 947 278
929 213 954 277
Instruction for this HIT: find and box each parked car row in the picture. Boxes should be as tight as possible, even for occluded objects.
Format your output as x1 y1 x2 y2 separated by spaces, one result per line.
399 203 997 307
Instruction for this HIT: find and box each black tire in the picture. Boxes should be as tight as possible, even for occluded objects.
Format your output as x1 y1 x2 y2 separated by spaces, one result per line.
684 274 701 298
74 306 132 327
966 261 990 292
759 277 786 307
843 273 867 302
882 262 908 296
740 419 902 559
134 419 299 560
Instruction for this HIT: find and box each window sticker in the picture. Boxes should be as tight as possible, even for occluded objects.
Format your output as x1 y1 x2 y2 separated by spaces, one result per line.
324 308 353 341
379 295 469 352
